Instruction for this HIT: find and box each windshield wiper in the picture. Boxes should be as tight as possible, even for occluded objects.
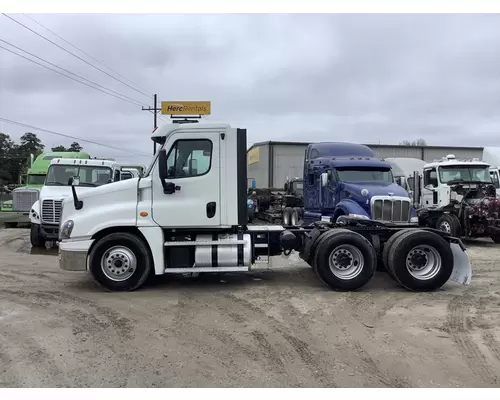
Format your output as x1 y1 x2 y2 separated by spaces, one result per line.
78 183 98 187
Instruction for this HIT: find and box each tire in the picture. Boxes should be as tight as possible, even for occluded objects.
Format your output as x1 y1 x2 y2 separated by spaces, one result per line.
290 207 300 226
435 213 461 237
30 224 45 247
492 234 500 244
387 229 454 291
282 207 293 226
381 229 413 280
313 229 377 291
88 232 153 291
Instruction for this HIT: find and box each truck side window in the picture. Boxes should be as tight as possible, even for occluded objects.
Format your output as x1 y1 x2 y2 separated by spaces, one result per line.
424 168 438 187
165 139 213 179
490 171 500 189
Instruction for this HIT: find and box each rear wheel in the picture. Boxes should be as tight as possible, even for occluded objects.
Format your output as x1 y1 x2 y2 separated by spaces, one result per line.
30 224 45 247
436 213 461 237
382 229 413 280
387 229 454 291
313 229 377 291
89 232 152 291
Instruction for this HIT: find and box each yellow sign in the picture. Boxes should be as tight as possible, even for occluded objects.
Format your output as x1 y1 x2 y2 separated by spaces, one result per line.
161 101 211 115
248 147 260 165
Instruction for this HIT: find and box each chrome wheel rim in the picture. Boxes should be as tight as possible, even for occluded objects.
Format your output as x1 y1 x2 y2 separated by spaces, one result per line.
439 221 451 233
101 246 137 282
405 245 441 280
328 244 364 280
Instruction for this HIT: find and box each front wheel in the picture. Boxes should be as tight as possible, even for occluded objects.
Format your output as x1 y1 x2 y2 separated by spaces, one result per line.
88 232 152 291
30 224 45 247
436 213 461 237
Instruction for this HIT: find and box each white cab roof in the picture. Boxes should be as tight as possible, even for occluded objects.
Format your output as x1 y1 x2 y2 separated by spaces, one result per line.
49 158 116 167
151 122 232 140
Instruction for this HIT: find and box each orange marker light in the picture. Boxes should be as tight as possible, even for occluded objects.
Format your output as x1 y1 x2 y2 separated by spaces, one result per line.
140 212 148 217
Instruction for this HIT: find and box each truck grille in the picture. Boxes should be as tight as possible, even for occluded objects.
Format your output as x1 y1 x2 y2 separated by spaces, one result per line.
12 188 39 212
42 199 63 224
371 197 411 222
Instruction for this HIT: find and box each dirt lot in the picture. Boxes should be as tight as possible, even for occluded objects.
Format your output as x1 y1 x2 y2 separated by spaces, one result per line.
1 228 500 388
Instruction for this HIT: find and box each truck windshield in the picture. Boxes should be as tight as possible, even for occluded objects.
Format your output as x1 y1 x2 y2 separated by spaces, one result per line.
439 165 491 184
27 174 46 185
336 167 393 183
46 165 113 187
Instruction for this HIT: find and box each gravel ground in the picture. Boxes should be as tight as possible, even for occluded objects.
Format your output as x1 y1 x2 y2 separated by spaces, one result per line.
1 228 500 388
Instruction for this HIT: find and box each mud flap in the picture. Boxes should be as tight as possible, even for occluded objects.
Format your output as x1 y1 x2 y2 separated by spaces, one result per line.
449 242 472 285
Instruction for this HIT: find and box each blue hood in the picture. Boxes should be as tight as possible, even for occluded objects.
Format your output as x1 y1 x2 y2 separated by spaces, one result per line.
342 181 409 199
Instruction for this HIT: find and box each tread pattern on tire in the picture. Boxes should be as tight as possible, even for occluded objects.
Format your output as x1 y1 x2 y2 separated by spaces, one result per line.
30 224 45 247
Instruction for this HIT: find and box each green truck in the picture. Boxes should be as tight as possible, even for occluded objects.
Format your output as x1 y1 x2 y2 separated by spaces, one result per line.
12 151 90 213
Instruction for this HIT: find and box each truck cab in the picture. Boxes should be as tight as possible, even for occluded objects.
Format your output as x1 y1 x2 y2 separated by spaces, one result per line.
12 151 90 214
29 157 122 246
420 155 492 208
302 142 418 225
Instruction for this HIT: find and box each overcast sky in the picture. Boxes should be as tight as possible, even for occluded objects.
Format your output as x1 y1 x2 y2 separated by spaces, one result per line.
2 13 500 165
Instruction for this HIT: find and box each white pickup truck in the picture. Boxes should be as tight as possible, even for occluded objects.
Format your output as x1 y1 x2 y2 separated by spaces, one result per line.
57 122 472 292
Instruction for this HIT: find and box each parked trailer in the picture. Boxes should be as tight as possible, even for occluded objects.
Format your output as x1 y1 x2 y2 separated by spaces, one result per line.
58 121 472 292
249 177 304 225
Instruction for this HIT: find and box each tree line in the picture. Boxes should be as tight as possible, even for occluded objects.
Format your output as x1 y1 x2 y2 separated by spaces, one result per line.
0 131 83 185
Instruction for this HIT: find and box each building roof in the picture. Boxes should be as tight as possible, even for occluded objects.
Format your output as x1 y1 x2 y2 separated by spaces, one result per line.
247 140 484 152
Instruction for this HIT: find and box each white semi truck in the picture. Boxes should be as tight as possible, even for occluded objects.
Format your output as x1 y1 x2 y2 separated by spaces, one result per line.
57 122 472 292
30 157 125 246
416 154 500 242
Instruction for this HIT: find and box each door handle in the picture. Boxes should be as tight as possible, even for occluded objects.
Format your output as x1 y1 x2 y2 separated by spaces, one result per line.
206 202 216 218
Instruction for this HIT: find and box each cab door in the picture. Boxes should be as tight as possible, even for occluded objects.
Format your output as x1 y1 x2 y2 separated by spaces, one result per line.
151 130 221 228
422 167 438 206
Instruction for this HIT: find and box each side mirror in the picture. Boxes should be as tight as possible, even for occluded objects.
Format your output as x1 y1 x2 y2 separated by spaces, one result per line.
158 149 167 181
400 177 407 188
424 184 435 191
284 182 289 192
320 172 328 187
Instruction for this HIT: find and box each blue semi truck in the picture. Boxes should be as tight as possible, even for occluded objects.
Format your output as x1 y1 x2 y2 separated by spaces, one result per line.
250 142 418 226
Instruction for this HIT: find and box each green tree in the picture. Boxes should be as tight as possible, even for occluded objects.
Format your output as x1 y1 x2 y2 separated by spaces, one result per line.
399 138 428 146
51 142 83 152
68 142 83 152
51 145 67 152
0 133 16 184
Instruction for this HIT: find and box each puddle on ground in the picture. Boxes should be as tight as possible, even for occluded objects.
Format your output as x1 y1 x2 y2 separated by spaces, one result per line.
17 239 59 256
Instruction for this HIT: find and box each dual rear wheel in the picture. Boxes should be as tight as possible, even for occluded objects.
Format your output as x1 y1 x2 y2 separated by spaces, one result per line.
312 229 454 291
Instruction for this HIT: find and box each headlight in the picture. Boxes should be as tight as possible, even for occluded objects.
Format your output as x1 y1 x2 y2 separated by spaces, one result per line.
410 216 418 223
348 213 370 219
59 220 74 240
30 208 39 220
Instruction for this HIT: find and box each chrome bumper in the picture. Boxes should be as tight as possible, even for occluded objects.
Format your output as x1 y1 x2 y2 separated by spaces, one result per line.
58 238 93 272
59 249 88 271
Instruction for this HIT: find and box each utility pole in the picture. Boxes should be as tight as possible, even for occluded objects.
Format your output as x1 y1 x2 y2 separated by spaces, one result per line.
142 93 160 154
